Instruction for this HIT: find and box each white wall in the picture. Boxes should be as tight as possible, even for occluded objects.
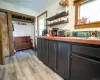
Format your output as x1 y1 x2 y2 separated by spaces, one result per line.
0 0 38 16
40 0 100 31
0 0 38 47
12 21 35 47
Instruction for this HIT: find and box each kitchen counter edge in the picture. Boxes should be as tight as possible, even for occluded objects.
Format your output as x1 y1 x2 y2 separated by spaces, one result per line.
37 36 100 45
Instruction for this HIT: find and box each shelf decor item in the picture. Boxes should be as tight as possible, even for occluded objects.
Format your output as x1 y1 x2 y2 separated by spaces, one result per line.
78 17 88 25
59 0 69 7
73 0 80 3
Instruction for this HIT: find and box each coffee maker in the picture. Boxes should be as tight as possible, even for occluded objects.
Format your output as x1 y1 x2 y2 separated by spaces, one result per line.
52 28 59 36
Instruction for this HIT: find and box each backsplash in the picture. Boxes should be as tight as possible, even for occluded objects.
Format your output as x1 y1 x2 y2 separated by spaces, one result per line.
72 31 100 37
72 31 91 37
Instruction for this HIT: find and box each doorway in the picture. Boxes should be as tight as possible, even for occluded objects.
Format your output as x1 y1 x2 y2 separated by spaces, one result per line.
37 11 47 36
12 21 35 51
0 8 36 64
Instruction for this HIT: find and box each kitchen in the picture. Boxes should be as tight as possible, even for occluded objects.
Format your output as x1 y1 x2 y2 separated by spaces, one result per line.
0 0 100 80
37 0 100 80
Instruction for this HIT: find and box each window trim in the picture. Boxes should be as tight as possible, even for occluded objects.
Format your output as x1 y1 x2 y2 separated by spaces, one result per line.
74 0 100 29
37 11 47 36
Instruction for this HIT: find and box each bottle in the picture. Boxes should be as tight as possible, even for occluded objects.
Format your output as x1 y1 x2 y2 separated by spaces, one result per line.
49 27 52 36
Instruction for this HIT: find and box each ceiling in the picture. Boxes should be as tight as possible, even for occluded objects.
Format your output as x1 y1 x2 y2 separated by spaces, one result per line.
1 0 58 13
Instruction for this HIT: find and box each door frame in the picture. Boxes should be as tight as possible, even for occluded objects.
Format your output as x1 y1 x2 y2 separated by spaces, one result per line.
0 8 36 61
37 11 47 36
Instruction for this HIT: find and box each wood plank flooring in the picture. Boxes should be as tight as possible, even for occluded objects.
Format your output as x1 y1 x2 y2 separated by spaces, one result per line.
0 49 63 80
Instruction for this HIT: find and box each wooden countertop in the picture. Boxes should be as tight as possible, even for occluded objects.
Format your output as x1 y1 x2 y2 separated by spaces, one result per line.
37 36 100 45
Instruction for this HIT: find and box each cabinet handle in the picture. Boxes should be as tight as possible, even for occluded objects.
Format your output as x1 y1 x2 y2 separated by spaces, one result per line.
59 49 60 51
54 44 56 50
59 45 60 48
71 56 72 58
59 45 60 51
54 44 56 71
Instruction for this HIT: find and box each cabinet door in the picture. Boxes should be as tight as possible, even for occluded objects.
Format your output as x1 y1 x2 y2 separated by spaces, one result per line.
41 39 48 65
48 41 57 71
37 39 42 60
71 54 100 80
57 42 70 80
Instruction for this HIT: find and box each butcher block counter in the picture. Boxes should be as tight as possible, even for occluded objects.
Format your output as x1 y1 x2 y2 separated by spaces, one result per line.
37 36 100 80
37 36 100 45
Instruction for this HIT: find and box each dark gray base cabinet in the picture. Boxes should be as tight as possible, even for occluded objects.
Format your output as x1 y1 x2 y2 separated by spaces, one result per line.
41 39 48 66
71 54 100 80
71 44 100 80
37 38 100 80
37 39 48 66
57 42 71 80
48 41 57 71
37 39 71 80
37 38 42 61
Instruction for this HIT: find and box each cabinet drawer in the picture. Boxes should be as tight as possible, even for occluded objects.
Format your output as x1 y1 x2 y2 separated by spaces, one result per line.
72 44 100 59
71 54 100 80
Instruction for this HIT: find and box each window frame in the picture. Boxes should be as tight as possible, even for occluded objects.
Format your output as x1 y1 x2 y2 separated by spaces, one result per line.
37 11 47 36
74 0 100 29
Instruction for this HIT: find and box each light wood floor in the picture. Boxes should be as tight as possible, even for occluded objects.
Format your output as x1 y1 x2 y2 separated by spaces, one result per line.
0 49 63 80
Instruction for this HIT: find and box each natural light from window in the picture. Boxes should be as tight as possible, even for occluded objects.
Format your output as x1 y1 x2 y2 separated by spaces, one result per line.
79 0 100 23
39 18 46 36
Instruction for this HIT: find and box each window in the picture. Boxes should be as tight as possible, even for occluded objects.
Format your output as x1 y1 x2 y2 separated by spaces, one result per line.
79 0 100 23
74 0 100 29
38 17 46 36
37 11 47 36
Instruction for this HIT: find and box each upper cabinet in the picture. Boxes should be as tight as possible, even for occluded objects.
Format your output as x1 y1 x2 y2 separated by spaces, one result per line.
74 0 100 29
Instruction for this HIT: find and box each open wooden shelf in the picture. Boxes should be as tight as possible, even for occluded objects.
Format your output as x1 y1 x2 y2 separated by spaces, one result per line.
46 11 69 21
46 19 69 26
12 18 33 23
12 14 34 23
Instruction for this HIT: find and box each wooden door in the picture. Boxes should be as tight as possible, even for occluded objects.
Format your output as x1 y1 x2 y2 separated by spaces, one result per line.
0 17 4 64
57 42 71 80
48 41 57 71
0 12 10 64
